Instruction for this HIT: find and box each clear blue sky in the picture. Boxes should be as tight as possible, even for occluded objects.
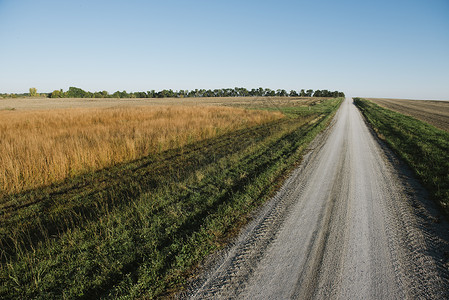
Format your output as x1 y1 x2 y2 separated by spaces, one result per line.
1 0 448 99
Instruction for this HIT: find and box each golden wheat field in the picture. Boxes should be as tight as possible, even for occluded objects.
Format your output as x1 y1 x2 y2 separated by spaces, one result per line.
0 105 283 196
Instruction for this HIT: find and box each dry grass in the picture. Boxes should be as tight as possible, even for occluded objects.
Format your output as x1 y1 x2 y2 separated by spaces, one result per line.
0 96 323 111
0 105 282 196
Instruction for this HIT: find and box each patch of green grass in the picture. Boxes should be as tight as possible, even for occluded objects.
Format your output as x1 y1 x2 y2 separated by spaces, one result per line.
354 97 449 215
0 98 342 299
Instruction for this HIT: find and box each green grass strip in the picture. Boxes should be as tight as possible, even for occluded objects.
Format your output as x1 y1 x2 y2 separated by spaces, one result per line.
354 98 449 215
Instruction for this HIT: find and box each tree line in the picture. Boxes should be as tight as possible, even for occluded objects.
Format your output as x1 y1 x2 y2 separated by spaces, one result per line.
49 87 345 99
1 87 345 99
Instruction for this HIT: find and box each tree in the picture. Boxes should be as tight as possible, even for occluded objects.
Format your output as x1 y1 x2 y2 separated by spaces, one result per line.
265 88 275 96
178 90 187 98
214 89 222 97
276 89 287 97
29 87 38 97
299 89 306 97
66 87 88 98
147 90 155 98
119 90 129 98
157 89 175 98
321 90 331 97
236 87 249 97
289 90 298 97
93 92 103 98
50 89 64 98
204 89 214 97
306 89 314 97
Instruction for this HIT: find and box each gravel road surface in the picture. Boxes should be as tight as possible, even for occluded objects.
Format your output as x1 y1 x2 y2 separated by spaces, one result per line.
186 98 449 299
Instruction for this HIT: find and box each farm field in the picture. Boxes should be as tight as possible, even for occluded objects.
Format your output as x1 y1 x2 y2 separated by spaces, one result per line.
0 105 282 196
354 98 449 215
0 97 342 299
367 98 449 131
0 96 324 111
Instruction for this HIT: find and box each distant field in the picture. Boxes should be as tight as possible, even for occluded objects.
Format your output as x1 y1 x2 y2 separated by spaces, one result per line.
0 96 323 111
0 96 327 196
367 98 449 131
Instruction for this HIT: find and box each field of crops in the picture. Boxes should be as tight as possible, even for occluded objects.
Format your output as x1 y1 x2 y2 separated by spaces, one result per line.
0 105 281 196
0 97 342 299
367 98 449 132
0 96 323 111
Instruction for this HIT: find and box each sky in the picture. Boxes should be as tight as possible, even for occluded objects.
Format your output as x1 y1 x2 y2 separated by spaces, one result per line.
0 0 448 99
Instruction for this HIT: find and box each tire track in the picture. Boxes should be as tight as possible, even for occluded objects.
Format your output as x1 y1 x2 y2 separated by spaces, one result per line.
184 115 336 299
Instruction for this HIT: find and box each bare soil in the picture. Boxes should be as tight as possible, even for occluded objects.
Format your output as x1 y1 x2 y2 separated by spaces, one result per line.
367 98 449 131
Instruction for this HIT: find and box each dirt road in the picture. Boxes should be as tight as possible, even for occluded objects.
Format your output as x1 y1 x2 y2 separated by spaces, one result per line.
186 98 449 299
